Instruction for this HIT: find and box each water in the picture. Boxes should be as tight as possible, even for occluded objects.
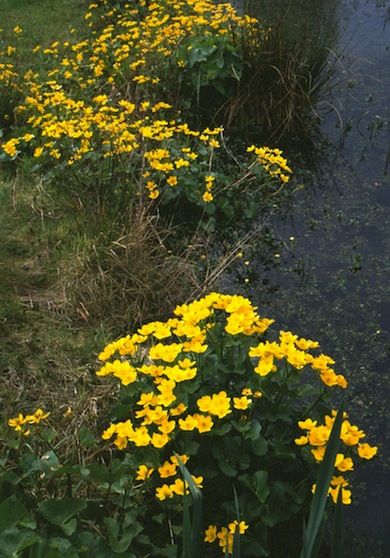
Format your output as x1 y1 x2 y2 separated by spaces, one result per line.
231 0 390 553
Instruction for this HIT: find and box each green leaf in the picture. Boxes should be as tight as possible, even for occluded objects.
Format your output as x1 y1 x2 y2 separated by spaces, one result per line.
188 47 210 67
239 471 269 504
212 423 232 436
83 462 122 484
0 495 36 531
272 440 297 459
38 429 57 444
180 439 200 456
219 460 239 477
251 435 268 456
0 527 40 556
104 517 143 553
212 438 248 477
39 497 87 536
244 420 262 441
218 197 235 219
23 450 60 476
78 427 98 447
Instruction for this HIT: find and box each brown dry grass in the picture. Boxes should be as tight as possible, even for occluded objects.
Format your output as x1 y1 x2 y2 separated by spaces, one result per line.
56 209 200 333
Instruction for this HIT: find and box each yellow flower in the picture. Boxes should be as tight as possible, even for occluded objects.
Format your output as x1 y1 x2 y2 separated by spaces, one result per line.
233 396 252 410
129 426 151 447
170 478 187 496
178 414 198 431
204 524 218 543
294 435 309 446
254 355 275 376
151 432 170 448
334 454 354 472
329 485 352 505
102 423 117 440
308 425 331 446
149 342 183 363
158 461 177 478
25 409 50 424
166 175 178 186
202 191 213 202
111 360 137 386
207 391 231 419
8 413 26 431
33 146 44 158
170 454 190 466
357 442 378 459
191 475 203 489
311 446 326 461
114 436 128 450
62 406 73 418
228 520 249 534
157 418 176 434
1 138 20 158
155 484 174 501
298 418 317 430
340 420 365 446
217 527 234 553
194 413 214 433
170 402 187 416
136 464 154 481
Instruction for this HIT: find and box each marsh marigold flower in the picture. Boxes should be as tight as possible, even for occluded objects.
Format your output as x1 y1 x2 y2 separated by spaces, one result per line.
204 524 218 543
25 409 50 423
136 464 154 481
357 442 378 459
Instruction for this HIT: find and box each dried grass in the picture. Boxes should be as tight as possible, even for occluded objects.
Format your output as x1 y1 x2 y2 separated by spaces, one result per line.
56 209 200 333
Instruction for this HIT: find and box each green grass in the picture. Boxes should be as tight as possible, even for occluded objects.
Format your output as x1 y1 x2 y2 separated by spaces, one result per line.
0 173 106 424
0 2 200 426
0 0 88 53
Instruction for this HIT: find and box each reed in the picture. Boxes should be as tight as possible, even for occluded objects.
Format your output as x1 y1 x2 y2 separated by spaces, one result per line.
215 0 340 144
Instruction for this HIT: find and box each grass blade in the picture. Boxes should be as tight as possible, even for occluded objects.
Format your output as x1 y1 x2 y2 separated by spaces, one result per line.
175 453 203 558
330 484 344 558
232 485 241 558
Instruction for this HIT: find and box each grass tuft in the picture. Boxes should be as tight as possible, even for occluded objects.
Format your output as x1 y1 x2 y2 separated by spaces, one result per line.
56 210 200 332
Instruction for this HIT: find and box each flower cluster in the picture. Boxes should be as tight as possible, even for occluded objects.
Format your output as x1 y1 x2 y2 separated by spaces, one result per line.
98 292 275 450
247 145 293 184
249 330 347 387
136 453 203 501
0 27 22 88
204 521 249 554
97 291 377 519
296 411 378 504
0 0 290 213
8 409 50 436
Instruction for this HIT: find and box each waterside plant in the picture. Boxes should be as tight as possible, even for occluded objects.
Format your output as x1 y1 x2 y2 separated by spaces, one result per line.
3 292 378 557
0 0 295 228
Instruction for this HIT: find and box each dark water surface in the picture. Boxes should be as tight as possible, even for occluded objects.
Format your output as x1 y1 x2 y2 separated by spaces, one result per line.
232 0 390 553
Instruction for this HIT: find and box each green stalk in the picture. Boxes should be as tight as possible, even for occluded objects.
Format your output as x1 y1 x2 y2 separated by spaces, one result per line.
300 398 345 558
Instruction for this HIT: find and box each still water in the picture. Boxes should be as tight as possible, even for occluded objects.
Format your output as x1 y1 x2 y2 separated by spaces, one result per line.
231 0 390 553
